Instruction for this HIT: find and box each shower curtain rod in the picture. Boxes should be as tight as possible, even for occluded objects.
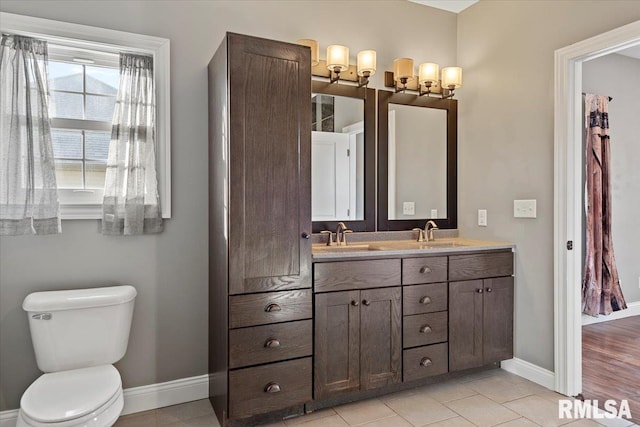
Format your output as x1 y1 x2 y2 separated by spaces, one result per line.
582 92 613 101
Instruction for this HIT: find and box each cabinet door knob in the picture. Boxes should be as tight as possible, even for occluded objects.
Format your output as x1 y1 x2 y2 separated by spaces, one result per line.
476 289 484 294
301 232 310 239
420 357 433 367
420 325 432 334
265 303 282 312
419 296 432 304
264 382 281 393
362 299 371 306
351 300 359 306
486 288 493 293
264 338 280 348
419 266 433 274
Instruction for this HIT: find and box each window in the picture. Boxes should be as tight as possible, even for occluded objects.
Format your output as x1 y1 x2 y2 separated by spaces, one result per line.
1 12 171 219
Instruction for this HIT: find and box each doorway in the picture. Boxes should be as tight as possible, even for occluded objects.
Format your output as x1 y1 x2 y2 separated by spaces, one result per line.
554 20 640 398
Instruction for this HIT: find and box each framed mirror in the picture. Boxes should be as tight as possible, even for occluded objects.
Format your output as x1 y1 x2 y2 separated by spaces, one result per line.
311 81 375 232
377 90 457 230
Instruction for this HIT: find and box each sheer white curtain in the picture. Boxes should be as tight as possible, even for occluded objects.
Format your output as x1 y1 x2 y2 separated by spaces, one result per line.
0 34 61 235
102 53 162 235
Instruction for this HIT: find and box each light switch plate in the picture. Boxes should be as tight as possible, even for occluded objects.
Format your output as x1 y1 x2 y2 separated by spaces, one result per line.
403 202 415 215
478 209 487 226
431 209 438 218
514 199 537 218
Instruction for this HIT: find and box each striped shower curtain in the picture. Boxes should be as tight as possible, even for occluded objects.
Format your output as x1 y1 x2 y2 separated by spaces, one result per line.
581 94 627 316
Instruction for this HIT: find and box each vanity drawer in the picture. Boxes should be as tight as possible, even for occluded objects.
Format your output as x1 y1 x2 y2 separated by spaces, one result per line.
228 357 312 418
403 312 448 348
229 289 312 329
403 343 448 382
314 259 401 292
403 283 448 315
229 320 312 369
449 251 513 281
402 257 448 285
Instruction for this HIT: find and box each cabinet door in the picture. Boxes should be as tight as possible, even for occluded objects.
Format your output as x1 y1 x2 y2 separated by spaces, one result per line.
228 34 311 295
314 291 360 398
483 277 514 363
449 280 484 371
360 287 402 390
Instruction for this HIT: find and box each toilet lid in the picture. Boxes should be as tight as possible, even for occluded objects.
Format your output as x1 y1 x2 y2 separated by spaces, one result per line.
21 365 122 423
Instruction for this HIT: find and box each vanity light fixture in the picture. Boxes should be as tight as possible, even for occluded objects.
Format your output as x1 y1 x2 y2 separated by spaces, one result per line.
296 39 376 86
385 58 462 98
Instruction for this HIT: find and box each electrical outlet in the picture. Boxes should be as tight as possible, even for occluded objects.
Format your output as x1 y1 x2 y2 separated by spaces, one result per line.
478 209 487 226
431 209 438 218
514 199 537 218
403 202 415 215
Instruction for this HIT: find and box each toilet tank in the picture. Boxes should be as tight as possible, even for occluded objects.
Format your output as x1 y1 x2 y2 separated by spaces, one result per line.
23 285 137 373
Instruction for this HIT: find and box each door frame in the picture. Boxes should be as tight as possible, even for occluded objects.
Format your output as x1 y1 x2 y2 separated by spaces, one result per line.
553 20 640 396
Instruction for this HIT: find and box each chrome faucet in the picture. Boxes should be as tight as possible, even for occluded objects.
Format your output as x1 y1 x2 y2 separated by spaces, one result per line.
412 227 427 242
335 222 352 246
425 220 439 241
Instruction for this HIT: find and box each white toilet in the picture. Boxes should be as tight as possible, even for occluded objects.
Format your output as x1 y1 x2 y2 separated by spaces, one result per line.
17 286 137 427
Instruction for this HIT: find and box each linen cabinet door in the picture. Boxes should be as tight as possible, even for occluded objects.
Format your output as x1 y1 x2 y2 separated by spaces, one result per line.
483 277 514 364
228 34 311 295
314 291 360 399
449 280 484 371
360 287 402 390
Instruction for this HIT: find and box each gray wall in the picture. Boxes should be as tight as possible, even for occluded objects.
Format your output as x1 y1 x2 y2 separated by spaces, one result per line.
0 0 457 411
457 1 640 371
583 53 640 304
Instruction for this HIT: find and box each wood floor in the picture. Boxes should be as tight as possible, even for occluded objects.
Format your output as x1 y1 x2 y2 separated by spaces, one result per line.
583 315 640 421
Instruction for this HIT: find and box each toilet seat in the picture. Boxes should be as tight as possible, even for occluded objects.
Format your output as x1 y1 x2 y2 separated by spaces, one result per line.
18 365 124 427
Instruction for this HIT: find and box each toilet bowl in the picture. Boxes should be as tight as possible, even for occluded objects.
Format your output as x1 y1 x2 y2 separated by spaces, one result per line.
19 286 136 427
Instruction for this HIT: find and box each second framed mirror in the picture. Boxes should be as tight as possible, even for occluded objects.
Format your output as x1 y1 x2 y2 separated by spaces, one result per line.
311 81 375 232
377 90 457 231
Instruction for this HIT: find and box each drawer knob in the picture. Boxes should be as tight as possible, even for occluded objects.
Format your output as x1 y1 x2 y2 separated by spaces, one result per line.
420 325 432 334
351 300 359 306
419 296 432 305
265 303 282 312
486 288 493 293
420 357 433 367
476 289 484 294
264 338 281 348
419 266 433 274
362 299 371 306
264 382 281 393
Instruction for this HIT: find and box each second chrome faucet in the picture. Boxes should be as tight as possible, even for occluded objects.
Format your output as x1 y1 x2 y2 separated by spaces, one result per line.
413 220 439 242
321 222 353 246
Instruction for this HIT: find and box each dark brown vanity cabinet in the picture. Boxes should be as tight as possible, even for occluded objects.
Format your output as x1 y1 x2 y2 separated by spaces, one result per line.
449 253 514 371
314 261 402 399
208 33 312 424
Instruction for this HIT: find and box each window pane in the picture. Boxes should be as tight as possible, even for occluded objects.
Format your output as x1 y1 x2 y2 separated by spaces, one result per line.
85 161 107 189
86 95 116 121
50 91 83 119
86 66 119 95
85 131 111 160
51 129 83 159
54 160 83 189
48 61 83 92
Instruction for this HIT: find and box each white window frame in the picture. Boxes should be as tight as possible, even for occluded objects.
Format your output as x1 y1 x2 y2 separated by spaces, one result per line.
0 12 171 219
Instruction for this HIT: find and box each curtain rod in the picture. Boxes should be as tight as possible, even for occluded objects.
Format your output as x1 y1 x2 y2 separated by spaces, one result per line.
582 92 613 102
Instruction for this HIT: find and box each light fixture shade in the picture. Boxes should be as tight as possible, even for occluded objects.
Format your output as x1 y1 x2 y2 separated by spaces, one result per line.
442 66 463 88
393 58 414 80
297 39 319 66
357 50 376 76
327 45 349 72
419 62 439 84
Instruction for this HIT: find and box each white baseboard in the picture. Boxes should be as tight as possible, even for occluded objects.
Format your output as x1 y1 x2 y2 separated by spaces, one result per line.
0 372 223 427
501 357 556 390
581 301 640 326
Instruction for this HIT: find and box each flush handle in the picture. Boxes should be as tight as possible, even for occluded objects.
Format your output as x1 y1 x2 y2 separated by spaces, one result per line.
265 303 282 313
264 382 281 393
32 313 52 320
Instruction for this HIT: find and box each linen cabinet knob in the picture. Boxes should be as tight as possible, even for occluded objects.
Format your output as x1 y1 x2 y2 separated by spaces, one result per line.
486 288 493 293
362 299 370 306
476 289 483 294
264 382 281 393
351 300 359 306
301 232 310 239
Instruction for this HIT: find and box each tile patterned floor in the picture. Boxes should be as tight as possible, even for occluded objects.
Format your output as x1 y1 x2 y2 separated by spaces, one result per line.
114 369 638 427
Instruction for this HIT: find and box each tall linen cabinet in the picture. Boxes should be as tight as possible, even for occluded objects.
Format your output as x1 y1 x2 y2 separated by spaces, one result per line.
208 33 312 425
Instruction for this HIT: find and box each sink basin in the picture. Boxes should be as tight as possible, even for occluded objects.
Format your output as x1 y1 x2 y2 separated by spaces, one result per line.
370 240 468 251
312 244 379 253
